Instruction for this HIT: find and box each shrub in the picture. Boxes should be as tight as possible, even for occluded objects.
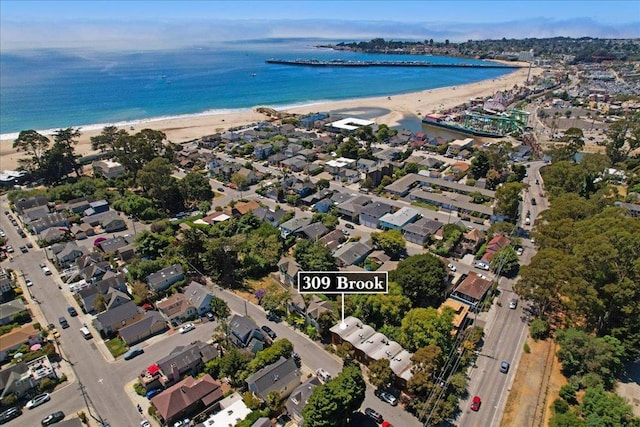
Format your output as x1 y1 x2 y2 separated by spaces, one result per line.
148 405 157 418
133 381 146 396
1 393 17 406
523 342 531 353
558 384 577 404
529 318 550 340
39 377 57 392
78 412 88 424
552 398 569 414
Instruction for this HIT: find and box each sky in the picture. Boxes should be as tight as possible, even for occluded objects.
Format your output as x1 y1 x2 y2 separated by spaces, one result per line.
1 0 638 50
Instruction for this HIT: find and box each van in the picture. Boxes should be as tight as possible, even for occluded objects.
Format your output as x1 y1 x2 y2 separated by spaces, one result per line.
80 327 93 339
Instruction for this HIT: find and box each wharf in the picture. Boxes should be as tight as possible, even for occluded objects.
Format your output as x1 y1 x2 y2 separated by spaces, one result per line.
266 58 524 69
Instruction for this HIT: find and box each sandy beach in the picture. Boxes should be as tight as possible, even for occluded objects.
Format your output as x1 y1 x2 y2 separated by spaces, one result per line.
0 64 539 171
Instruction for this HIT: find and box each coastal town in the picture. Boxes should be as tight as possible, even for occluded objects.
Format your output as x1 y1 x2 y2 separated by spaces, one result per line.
1 35 639 427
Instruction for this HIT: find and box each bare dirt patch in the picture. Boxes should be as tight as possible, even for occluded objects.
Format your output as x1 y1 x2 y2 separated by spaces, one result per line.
501 337 556 427
232 275 283 304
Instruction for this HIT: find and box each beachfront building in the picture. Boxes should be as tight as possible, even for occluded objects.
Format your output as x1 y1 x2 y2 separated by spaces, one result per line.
325 117 375 133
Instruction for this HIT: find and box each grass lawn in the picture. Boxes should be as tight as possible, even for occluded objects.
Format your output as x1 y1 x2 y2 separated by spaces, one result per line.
106 337 127 358
411 201 439 211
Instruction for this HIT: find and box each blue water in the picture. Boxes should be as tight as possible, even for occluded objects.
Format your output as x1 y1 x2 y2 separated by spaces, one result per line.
0 38 512 136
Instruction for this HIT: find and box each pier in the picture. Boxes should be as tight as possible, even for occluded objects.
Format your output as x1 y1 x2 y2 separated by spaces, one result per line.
265 59 524 69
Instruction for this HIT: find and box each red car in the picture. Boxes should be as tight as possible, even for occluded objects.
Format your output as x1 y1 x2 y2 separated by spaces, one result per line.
470 395 481 411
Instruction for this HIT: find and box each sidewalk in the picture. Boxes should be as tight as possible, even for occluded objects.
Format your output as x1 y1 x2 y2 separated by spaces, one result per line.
124 378 161 427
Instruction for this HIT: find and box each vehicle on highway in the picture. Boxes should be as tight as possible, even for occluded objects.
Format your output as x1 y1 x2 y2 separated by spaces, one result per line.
500 360 510 373
509 299 518 309
266 312 281 323
470 395 481 411
58 317 69 329
26 393 51 409
0 407 21 424
41 411 65 425
375 389 398 406
447 263 456 272
364 407 383 423
261 325 276 339
25 279 33 287
179 322 195 334
123 346 145 360
67 307 78 317
344 223 355 229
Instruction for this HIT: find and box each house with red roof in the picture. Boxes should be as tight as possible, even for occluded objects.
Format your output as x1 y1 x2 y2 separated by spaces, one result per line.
481 234 511 263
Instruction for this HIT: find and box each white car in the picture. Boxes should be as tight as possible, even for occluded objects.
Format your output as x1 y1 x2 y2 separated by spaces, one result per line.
141 420 151 427
179 322 195 334
516 247 524 256
25 279 33 287
26 392 50 409
447 263 456 272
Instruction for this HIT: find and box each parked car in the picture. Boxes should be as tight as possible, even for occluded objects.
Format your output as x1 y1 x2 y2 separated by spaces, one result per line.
123 346 144 361
364 407 383 423
376 390 398 406
50 328 60 339
146 389 162 399
531 198 537 206
172 419 190 427
266 312 282 323
140 420 151 427
509 299 518 310
344 223 355 229
67 307 78 317
179 322 195 334
217 187 224 192
41 411 65 426
315 368 332 383
0 407 21 424
516 247 524 256
26 393 51 409
205 312 215 321
447 263 456 272
25 279 33 287
19 245 27 253
470 395 481 411
26 242 33 248
261 325 277 339
381 422 394 427
6 245 13 253
500 360 510 373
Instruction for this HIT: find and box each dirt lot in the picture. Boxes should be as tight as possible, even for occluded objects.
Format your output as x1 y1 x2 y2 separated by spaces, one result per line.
501 337 566 427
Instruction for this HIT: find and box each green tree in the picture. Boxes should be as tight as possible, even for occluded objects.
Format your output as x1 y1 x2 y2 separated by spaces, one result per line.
231 172 249 190
90 125 127 153
597 118 640 164
370 229 406 259
93 294 106 313
302 365 366 427
179 172 213 208
52 127 82 177
209 296 230 321
581 385 639 427
218 347 251 386
138 157 183 212
294 240 337 272
13 130 50 173
345 282 411 329
494 182 523 222
113 128 168 180
390 253 448 307
246 339 294 374
368 358 394 389
399 307 455 353
470 151 490 179
259 284 290 313
336 137 361 159
490 245 519 276
134 231 172 259
317 179 330 190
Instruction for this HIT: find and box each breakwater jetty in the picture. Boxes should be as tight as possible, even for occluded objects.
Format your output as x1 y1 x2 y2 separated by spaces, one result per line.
266 59 524 69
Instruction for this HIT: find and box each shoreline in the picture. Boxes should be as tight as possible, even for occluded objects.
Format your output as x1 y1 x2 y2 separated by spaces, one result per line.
1 64 539 170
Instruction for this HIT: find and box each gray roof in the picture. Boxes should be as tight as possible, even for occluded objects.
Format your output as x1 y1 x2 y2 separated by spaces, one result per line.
360 201 394 218
296 222 329 240
156 340 218 375
402 217 444 236
94 300 141 327
333 241 373 266
386 173 495 198
0 299 27 319
379 207 420 227
245 357 300 400
118 311 167 344
184 281 213 308
0 361 28 391
411 189 494 216
99 235 133 254
279 217 312 232
147 264 184 288
330 192 354 205
14 196 48 214
285 377 321 421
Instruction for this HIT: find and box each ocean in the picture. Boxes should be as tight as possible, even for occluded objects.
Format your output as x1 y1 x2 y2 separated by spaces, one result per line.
0 38 512 137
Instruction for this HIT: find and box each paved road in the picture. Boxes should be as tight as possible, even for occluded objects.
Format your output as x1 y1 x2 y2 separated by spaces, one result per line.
453 160 548 426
